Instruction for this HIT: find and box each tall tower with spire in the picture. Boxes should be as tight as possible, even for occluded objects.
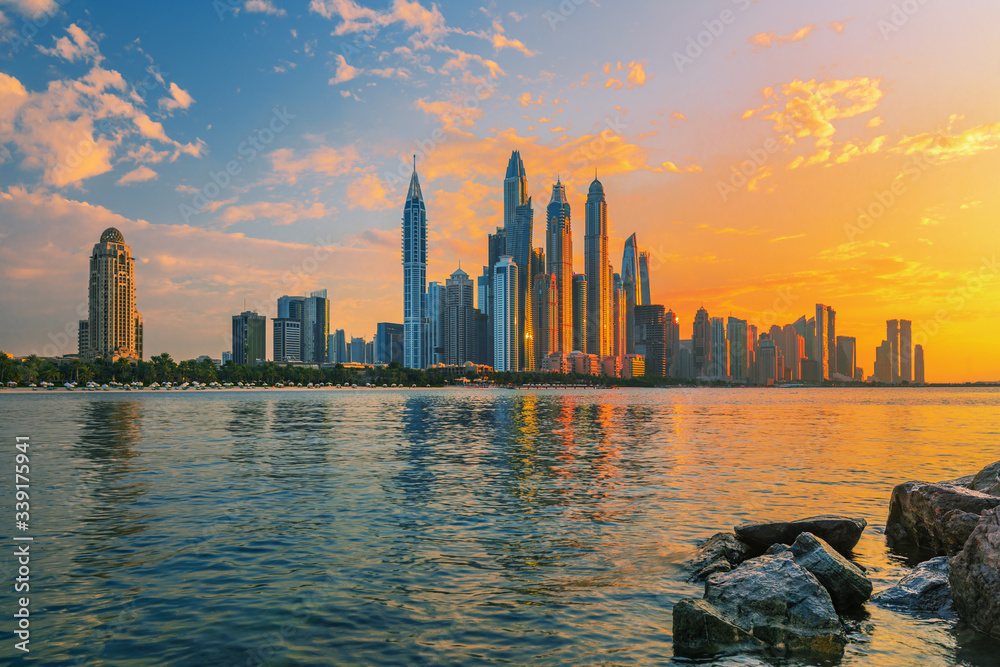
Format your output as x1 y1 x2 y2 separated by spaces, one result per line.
546 178 573 352
504 150 528 232
621 233 643 354
403 157 428 369
585 175 610 357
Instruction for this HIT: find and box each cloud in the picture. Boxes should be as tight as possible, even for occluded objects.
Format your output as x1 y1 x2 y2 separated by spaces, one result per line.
770 234 806 243
817 240 889 262
346 173 394 210
829 19 852 33
491 32 536 57
696 223 765 236
894 118 1000 163
244 0 286 16
217 201 332 226
158 82 195 113
661 161 702 173
415 96 484 129
330 54 361 84
625 60 647 88
748 24 815 48
37 23 100 63
309 0 448 48
269 145 362 184
116 165 157 186
0 0 57 17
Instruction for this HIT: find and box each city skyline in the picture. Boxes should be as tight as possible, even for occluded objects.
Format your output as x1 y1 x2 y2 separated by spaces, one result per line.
1 1 998 381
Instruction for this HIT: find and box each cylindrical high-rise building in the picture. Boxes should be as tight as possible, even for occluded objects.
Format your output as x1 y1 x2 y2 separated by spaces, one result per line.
402 158 428 369
622 234 643 354
493 256 519 372
81 227 142 360
585 177 610 358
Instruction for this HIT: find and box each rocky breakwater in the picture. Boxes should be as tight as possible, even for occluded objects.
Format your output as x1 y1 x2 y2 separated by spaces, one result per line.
881 460 1000 640
673 515 871 659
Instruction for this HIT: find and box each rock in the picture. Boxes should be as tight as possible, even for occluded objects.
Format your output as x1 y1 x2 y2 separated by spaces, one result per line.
671 598 766 657
789 532 873 612
950 508 1000 638
872 557 952 615
940 474 976 488
885 481 1000 556
689 532 751 581
703 552 846 656
969 461 1000 496
766 543 791 555
735 515 867 556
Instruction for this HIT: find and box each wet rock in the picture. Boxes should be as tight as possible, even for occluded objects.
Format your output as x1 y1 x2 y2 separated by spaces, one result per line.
703 552 846 656
671 598 766 658
871 557 951 615
689 532 751 581
940 474 976 488
789 532 873 612
969 461 1000 496
735 515 867 556
885 481 1000 556
950 508 1000 638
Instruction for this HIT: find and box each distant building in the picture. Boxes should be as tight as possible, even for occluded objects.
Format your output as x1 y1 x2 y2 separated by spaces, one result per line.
446 267 476 366
727 317 748 383
639 251 652 307
602 355 622 378
547 179 573 353
622 233 642 353
693 307 711 378
428 281 447 366
584 176 610 357
914 344 925 384
900 320 912 383
473 311 490 365
273 318 301 363
375 323 404 365
532 273 557 370
303 290 330 364
886 320 900 383
365 340 374 365
678 340 694 380
222 351 233 365
756 333 781 386
233 311 266 366
836 336 857 379
710 316 728 379
333 329 348 364
623 354 645 379
542 351 570 374
875 340 892 383
493 256 518 372
350 336 365 364
665 310 680 377
634 305 666 377
81 227 142 360
612 272 626 357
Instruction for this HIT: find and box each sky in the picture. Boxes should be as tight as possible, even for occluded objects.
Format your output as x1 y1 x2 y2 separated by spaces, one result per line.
1 0 999 382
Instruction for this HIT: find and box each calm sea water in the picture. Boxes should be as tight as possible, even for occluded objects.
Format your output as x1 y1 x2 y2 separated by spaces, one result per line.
1 387 999 666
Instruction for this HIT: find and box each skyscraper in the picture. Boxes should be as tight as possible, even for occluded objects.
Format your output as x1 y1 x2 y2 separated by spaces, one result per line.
815 304 829 380
80 227 142 360
621 233 643 353
232 311 266 366
781 324 804 382
446 267 476 365
665 309 680 376
531 248 546 281
504 150 528 232
428 281 447 366
693 307 711 378
350 337 365 363
727 317 748 383
710 317 729 379
900 320 912 383
508 199 534 370
546 179 572 352
333 329 347 364
403 158 427 369
486 226 506 367
277 295 307 360
493 256 519 372
533 273 557 370
635 305 666 376
613 273 626 357
375 323 403 365
572 274 588 353
825 306 836 381
639 251 652 306
914 344 925 384
836 336 857 379
875 340 892 383
303 289 330 364
887 319 900 383
585 176 610 357
273 318 301 363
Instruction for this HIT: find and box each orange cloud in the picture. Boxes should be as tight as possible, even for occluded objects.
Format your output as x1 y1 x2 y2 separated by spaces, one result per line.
217 201 332 226
749 24 815 48
116 166 158 186
346 173 394 210
269 145 362 183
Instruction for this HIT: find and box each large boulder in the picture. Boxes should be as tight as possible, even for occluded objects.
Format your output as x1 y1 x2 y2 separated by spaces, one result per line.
680 552 846 657
734 515 867 556
950 507 1000 638
885 481 1000 556
671 598 766 657
789 532 872 612
871 557 952 615
969 461 1000 496
689 532 752 581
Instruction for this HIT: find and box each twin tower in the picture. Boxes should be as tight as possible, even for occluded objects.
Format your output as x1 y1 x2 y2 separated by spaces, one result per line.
402 151 651 372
